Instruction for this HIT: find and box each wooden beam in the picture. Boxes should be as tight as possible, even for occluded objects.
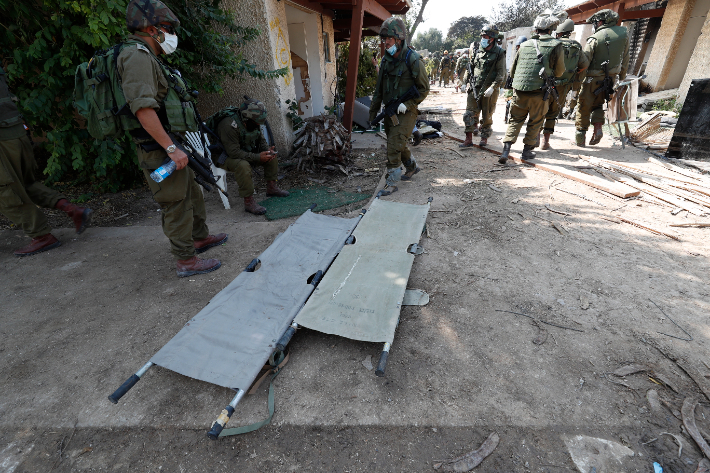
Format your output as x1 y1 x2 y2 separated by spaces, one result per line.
333 17 382 28
362 0 392 20
621 7 665 20
568 0 656 23
343 0 365 133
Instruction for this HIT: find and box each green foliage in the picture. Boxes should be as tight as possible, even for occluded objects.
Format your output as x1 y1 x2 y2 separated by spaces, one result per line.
651 97 682 114
412 28 447 54
335 40 379 100
284 99 304 131
446 16 488 50
0 0 287 193
490 0 566 32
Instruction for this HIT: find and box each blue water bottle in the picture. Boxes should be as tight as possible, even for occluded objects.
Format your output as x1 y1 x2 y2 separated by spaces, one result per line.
150 160 177 183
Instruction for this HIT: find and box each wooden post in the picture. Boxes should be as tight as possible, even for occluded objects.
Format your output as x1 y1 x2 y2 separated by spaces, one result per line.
342 0 365 132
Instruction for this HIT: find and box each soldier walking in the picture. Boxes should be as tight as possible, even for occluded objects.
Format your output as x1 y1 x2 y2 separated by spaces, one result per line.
0 67 93 256
368 18 429 194
120 0 227 277
438 51 452 87
540 19 589 149
499 12 565 163
460 25 506 148
574 9 629 146
455 50 469 93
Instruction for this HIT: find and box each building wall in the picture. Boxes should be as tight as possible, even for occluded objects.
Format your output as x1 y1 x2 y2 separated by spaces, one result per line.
503 27 533 71
678 11 710 102
644 0 698 91
666 0 710 88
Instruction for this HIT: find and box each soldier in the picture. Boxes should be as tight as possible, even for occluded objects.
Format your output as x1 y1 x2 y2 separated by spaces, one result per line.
369 17 429 194
540 19 589 149
0 67 93 256
460 25 506 148
504 36 528 124
429 52 440 85
497 33 505 47
211 99 289 215
499 12 565 163
574 9 629 146
439 51 452 87
454 50 469 93
120 0 227 277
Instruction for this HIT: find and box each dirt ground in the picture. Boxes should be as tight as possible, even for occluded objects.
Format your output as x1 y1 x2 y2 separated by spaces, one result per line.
2 83 710 473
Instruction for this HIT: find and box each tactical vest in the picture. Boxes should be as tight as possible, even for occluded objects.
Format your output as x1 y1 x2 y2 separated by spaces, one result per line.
586 25 628 77
206 107 261 152
512 36 559 92
472 45 504 89
557 39 583 85
378 48 421 104
440 56 451 68
0 66 23 131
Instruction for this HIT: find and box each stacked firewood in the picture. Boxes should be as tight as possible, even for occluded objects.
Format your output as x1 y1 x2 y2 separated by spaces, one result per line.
291 115 351 170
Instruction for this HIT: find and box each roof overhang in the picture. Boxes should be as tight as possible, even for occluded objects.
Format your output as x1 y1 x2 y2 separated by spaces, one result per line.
566 0 665 24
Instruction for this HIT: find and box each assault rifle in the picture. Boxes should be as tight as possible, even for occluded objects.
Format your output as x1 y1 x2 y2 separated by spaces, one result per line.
166 132 228 197
532 39 558 102
368 85 420 127
466 44 480 100
593 60 615 103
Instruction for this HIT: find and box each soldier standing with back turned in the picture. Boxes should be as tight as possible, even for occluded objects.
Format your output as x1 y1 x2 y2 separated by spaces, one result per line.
499 12 565 163
369 18 429 194
574 9 629 147
120 0 227 277
459 24 506 148
439 51 452 87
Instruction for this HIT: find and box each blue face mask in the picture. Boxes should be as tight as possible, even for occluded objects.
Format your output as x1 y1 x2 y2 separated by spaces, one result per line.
480 38 490 48
386 43 398 55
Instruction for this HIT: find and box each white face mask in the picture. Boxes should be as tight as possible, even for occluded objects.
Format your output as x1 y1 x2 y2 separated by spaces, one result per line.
386 43 398 56
160 32 178 55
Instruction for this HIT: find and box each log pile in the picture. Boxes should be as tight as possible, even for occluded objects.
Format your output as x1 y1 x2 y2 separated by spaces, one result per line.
629 112 675 152
290 114 352 170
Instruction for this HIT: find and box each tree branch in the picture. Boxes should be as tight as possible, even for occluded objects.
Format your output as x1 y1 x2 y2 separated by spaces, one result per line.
407 0 430 41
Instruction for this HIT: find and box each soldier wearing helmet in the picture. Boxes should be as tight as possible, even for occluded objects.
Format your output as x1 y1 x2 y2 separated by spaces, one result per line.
439 50 453 87
368 17 430 193
459 24 507 148
454 50 469 93
118 0 227 277
538 19 589 149
211 100 288 215
503 36 529 124
574 9 629 147
499 11 565 164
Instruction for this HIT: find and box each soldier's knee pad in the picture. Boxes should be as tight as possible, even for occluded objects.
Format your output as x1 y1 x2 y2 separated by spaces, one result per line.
463 111 475 127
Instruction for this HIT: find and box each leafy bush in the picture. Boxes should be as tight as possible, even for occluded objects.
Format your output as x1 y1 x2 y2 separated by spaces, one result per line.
0 0 287 192
651 97 682 114
335 40 379 101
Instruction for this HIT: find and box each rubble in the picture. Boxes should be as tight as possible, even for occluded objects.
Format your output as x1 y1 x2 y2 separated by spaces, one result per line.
290 114 352 170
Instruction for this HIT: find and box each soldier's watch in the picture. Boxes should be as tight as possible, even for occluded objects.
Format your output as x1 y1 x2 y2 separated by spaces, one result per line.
165 144 177 154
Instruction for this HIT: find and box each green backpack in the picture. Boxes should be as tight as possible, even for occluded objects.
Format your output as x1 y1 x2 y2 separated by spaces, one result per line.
73 43 142 140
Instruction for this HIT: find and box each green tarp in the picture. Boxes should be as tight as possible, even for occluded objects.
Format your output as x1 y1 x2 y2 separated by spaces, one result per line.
259 187 371 221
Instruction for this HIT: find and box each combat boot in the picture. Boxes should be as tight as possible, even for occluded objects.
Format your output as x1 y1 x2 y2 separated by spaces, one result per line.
14 234 61 257
459 132 474 148
194 233 228 254
498 142 512 164
266 181 289 197
521 144 536 159
541 133 551 150
244 196 266 215
589 123 604 145
176 256 221 278
412 129 423 146
55 199 92 234
574 131 586 147
472 125 479 137
479 136 488 147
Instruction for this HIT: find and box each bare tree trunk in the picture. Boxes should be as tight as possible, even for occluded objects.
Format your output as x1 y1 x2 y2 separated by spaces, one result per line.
407 0 430 41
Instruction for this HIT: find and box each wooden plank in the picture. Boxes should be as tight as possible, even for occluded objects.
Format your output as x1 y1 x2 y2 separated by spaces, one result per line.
611 176 707 216
601 215 680 240
508 156 641 198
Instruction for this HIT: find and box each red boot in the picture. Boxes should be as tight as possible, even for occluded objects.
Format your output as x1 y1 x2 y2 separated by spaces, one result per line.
194 233 228 254
459 132 474 148
14 234 61 257
266 181 289 197
176 256 221 278
244 196 266 215
589 123 604 145
56 199 92 234
541 133 551 150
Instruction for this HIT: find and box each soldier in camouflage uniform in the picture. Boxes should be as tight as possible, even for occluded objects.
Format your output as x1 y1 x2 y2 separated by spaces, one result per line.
454 50 469 93
500 12 565 163
460 25 507 148
540 18 589 149
429 52 440 84
212 99 289 215
575 9 629 147
120 0 227 277
439 51 453 87
0 67 93 256
369 17 430 194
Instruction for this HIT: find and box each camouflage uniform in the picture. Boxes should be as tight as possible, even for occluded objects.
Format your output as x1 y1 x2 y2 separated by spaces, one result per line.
455 53 469 91
369 18 430 190
575 9 630 145
120 0 211 260
439 53 452 87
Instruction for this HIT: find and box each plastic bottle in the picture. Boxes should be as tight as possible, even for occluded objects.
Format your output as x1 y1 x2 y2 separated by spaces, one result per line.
150 160 177 183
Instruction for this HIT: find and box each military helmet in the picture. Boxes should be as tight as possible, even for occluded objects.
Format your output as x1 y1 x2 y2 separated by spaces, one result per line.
557 18 575 34
533 10 560 30
554 9 569 22
240 99 267 125
588 9 619 26
379 17 407 41
481 23 499 38
515 35 528 46
126 0 180 32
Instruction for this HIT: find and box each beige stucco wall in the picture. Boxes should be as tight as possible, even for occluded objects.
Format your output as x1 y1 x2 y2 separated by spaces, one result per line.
200 0 296 154
666 0 710 88
645 0 698 91
678 12 710 102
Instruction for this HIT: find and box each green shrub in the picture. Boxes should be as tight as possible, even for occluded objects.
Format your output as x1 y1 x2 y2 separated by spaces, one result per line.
651 97 682 114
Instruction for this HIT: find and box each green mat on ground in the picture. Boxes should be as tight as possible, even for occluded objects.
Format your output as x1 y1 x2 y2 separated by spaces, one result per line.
259 187 371 220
